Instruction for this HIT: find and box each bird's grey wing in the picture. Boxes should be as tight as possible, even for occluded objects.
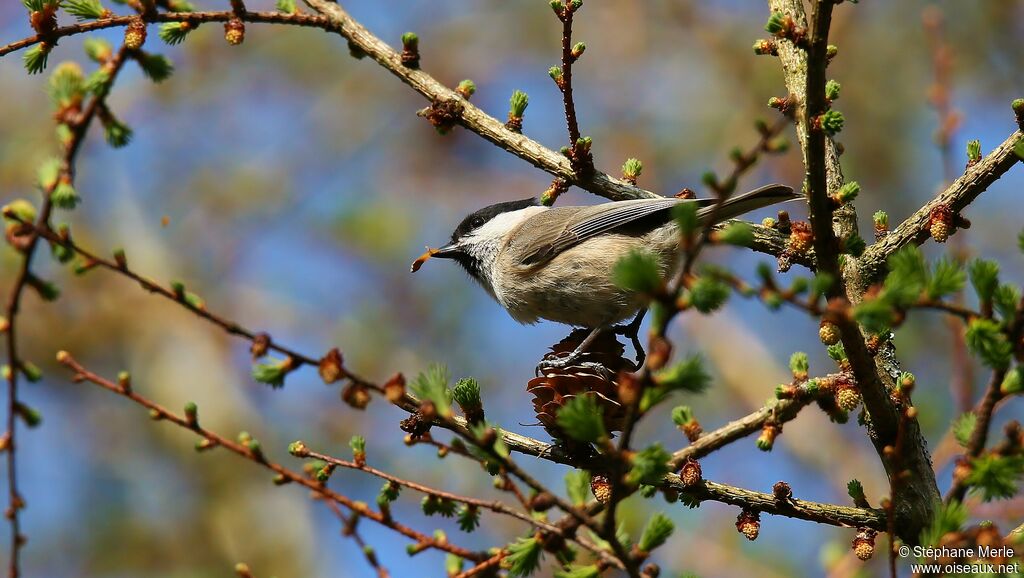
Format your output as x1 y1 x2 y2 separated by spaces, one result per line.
516 198 711 267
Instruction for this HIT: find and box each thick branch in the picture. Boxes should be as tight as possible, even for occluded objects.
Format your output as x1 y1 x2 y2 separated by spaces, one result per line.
860 130 1023 281
669 477 887 531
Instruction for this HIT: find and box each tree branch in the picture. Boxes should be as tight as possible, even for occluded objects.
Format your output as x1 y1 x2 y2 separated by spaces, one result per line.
859 130 1023 281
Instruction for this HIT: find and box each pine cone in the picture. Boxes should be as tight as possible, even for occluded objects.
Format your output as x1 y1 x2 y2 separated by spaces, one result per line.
527 329 633 441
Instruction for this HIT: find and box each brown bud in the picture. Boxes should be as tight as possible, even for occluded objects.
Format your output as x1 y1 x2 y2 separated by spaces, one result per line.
852 529 876 561
772 481 792 502
383 373 406 403
124 18 147 50
250 332 271 359
318 348 344 384
341 383 370 410
224 18 245 46
590 474 612 504
681 420 703 443
646 336 672 371
679 458 702 488
617 371 641 406
529 492 557 512
928 204 953 243
505 115 523 133
674 188 696 200
736 509 760 541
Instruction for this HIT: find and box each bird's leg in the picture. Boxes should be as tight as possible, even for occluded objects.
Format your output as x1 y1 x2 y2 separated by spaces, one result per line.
536 325 609 376
613 308 647 371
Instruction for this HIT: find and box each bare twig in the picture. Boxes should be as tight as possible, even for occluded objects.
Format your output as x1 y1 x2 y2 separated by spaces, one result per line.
54 353 486 562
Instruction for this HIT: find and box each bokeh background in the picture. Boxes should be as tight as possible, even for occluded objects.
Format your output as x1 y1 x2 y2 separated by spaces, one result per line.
1 1 1023 576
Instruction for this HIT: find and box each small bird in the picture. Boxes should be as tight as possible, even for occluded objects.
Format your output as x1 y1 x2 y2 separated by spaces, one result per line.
413 184 797 371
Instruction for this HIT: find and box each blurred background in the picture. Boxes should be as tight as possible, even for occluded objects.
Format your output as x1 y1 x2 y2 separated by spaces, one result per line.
1 1 1023 576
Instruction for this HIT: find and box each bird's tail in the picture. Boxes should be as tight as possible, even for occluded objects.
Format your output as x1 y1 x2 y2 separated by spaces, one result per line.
697 184 800 224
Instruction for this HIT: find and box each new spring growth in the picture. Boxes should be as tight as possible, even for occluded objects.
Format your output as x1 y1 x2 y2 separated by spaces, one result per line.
180 402 198 428
789 352 809 381
622 158 643 185
753 39 778 56
712 222 754 247
287 440 309 458
455 79 476 100
252 356 295 389
966 139 982 167
135 52 174 83
815 110 845 135
1012 98 1024 131
275 0 297 14
14 402 42 428
159 22 194 46
671 405 702 442
169 280 205 310
350 435 366 467
548 66 564 88
570 41 586 61
637 513 674 554
238 431 264 461
872 210 889 239
452 377 483 424
113 247 127 269
555 394 605 443
506 90 529 132
400 32 420 69
116 370 131 393
64 0 110 20
825 79 841 102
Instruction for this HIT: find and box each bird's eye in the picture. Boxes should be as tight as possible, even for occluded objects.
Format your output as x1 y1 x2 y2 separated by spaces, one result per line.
471 217 485 228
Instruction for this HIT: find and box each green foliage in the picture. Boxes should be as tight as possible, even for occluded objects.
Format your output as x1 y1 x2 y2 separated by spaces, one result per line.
63 0 106 20
509 89 529 117
349 435 365 455
548 66 563 82
252 357 289 388
457 505 480 532
505 536 543 577
673 202 700 237
993 284 1020 321
555 394 605 443
926 258 966 299
965 454 1024 501
652 355 710 393
920 500 967 547
789 352 809 376
275 0 296 13
965 318 1012 369
564 470 590 507
158 22 192 45
48 62 85 108
872 210 888 229
966 139 982 163
885 246 927 307
19 361 42 383
841 233 865 257
952 412 977 447
554 566 599 578
968 259 1000 303
612 250 662 294
825 79 841 101
688 277 730 313
1001 367 1024 395
24 44 50 75
835 181 859 204
637 512 674 552
626 443 671 486
827 342 846 362
401 32 419 49
102 114 133 148
810 271 836 298
622 158 643 180
410 363 453 416
819 110 845 135
377 481 400 505
84 68 111 97
135 52 174 83
716 222 753 246
763 11 785 34
846 479 865 503
671 405 694 426
852 299 896 334
452 377 481 411
421 495 457 517
457 79 476 97
36 158 60 191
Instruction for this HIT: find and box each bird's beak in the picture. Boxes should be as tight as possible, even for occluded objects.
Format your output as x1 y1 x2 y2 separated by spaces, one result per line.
432 242 463 259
